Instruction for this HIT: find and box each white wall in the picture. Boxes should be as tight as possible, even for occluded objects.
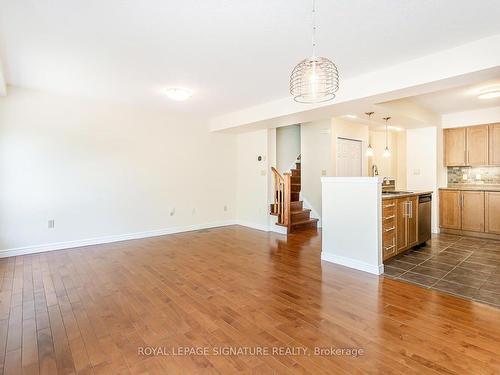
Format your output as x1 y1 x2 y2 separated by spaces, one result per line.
368 130 407 189
300 117 370 220
276 124 300 173
0 86 237 253
368 131 398 178
442 106 500 128
300 120 332 218
235 129 269 230
406 127 439 232
321 177 383 275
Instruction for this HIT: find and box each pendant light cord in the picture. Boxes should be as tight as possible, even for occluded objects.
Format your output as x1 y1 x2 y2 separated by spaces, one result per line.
311 0 316 57
385 121 388 148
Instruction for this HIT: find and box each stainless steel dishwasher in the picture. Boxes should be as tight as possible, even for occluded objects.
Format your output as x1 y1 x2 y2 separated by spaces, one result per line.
418 193 432 244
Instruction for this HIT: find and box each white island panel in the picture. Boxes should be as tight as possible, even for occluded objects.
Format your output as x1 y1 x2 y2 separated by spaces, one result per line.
321 177 383 275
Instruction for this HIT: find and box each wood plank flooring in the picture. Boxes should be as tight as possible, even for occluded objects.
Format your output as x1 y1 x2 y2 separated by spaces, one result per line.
0 225 499 374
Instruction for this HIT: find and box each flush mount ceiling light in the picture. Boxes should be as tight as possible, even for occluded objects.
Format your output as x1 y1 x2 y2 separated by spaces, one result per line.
477 88 500 99
165 87 193 101
382 117 391 158
365 111 374 157
290 0 339 103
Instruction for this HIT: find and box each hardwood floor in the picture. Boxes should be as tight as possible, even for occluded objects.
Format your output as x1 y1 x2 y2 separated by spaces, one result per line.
1 226 499 374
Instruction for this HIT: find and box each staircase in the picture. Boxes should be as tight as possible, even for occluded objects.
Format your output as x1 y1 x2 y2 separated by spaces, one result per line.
270 159 318 233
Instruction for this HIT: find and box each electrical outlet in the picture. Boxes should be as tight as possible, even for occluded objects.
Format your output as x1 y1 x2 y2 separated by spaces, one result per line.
321 169 327 176
260 170 266 176
48 219 55 229
224 205 228 212
462 173 468 180
170 207 175 216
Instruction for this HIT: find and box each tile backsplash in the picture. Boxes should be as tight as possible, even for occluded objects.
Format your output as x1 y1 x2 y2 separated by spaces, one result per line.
448 166 500 185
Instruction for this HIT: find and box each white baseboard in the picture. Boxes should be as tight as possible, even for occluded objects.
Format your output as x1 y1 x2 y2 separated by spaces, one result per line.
321 252 384 275
234 220 272 233
0 220 236 258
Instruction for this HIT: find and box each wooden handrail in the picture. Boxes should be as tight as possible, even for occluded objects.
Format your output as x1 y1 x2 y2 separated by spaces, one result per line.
270 167 291 228
271 167 284 182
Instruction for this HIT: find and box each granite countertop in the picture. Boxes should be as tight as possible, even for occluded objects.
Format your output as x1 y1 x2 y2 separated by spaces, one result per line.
439 185 500 192
382 191 433 200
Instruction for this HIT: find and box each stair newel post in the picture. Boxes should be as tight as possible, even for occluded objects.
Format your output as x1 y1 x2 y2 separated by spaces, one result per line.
283 172 292 227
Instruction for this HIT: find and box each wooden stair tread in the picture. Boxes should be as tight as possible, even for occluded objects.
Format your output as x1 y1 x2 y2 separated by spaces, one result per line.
290 218 318 226
291 209 311 215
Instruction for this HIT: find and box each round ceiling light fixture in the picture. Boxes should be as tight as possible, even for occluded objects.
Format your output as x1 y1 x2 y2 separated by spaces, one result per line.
477 88 500 100
290 0 339 103
165 87 193 101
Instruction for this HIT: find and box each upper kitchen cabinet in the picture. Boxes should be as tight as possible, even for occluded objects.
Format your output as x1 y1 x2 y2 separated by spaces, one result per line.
466 125 488 166
444 124 499 166
444 128 466 166
489 123 500 165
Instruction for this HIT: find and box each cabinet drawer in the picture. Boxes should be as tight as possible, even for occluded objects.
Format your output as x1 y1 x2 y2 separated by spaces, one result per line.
383 218 396 234
383 200 396 217
383 235 396 260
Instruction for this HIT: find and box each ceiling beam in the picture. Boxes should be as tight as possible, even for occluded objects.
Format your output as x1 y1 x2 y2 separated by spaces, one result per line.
210 34 500 132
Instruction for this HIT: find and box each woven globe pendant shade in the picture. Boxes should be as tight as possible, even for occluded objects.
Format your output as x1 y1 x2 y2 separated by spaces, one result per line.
290 57 339 103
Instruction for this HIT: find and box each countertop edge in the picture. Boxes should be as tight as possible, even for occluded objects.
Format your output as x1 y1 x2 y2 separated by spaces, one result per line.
439 186 500 192
382 191 433 200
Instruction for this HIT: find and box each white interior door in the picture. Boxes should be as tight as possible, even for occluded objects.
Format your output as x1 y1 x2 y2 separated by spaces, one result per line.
337 138 362 177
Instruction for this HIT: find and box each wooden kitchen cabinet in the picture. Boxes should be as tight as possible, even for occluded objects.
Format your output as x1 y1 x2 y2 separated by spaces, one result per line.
396 198 407 253
444 128 466 166
486 192 500 234
382 199 397 260
407 196 419 247
461 191 485 232
395 196 419 253
466 125 488 166
439 190 461 230
489 124 500 165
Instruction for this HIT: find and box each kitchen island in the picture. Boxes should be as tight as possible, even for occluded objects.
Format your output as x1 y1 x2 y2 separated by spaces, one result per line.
321 177 432 275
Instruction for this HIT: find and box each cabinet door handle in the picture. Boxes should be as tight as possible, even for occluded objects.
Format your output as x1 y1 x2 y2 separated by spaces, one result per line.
384 226 395 232
384 215 395 220
384 203 395 208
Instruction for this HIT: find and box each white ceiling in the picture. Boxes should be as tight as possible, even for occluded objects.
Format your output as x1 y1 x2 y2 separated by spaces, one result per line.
1 0 500 116
407 80 500 114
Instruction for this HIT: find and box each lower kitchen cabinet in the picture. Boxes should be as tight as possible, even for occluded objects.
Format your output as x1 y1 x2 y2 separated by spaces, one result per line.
486 192 500 234
407 196 419 247
439 190 461 229
461 191 484 232
382 199 397 260
440 188 500 239
395 196 418 254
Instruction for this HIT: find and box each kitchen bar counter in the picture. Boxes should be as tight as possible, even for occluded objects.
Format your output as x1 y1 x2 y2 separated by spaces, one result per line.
439 185 500 192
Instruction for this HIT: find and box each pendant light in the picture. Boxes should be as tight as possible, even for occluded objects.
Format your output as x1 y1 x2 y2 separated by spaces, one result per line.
290 0 339 103
365 112 374 157
382 117 391 158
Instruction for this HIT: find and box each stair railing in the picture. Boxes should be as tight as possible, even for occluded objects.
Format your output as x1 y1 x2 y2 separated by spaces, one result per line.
271 167 291 227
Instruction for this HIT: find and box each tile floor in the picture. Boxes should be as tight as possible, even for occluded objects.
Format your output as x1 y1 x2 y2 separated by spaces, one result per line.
384 233 500 307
